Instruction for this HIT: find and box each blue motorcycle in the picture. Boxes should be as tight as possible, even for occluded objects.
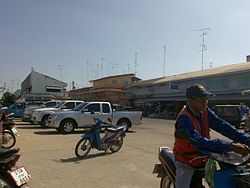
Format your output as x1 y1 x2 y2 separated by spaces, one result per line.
153 146 250 188
75 118 126 158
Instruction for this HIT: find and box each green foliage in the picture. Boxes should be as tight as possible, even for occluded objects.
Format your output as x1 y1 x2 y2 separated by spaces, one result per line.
1 92 17 107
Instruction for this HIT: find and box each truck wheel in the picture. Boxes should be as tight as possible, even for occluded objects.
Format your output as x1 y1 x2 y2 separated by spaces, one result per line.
59 119 76 134
41 115 50 128
117 119 131 132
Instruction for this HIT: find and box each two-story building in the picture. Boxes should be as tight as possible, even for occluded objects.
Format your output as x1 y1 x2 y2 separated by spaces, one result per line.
68 73 141 104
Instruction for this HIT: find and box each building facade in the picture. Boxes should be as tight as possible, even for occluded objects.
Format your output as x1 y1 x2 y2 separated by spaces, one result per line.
126 62 250 119
21 70 67 98
68 73 141 104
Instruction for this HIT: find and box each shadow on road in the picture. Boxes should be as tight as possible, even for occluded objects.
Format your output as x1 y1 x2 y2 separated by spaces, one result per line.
17 126 43 129
58 152 109 163
33 130 86 135
16 123 38 126
33 129 135 135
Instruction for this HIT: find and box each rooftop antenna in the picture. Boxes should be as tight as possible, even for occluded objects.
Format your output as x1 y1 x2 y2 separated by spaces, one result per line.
10 80 14 92
86 59 89 85
128 64 130 73
81 70 84 87
110 63 118 75
58 64 64 80
209 61 214 68
101 57 104 77
96 64 100 78
163 45 166 76
195 27 210 70
134 52 138 75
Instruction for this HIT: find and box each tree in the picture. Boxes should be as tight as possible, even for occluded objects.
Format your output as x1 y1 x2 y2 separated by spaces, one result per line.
1 92 16 107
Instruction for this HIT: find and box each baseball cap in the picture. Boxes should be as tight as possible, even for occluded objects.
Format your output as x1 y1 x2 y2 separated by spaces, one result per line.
186 84 214 98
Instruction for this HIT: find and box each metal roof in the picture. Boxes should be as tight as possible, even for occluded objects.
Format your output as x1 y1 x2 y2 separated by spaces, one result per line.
129 62 250 87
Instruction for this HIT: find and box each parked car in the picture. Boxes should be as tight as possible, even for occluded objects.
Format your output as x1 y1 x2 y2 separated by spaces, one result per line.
48 101 142 133
213 105 249 129
31 100 84 128
22 101 62 123
3 100 44 118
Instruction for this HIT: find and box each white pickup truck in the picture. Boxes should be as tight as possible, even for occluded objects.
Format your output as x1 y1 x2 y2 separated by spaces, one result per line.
48 101 142 133
31 100 84 128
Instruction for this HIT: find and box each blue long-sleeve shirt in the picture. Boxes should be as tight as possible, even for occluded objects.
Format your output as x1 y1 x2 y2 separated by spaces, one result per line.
175 105 250 153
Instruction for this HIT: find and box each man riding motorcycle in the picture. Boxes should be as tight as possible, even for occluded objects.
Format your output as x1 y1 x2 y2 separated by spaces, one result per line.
174 84 250 188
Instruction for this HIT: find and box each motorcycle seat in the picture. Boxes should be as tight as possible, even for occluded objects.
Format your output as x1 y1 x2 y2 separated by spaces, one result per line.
107 126 124 133
0 148 19 161
159 148 176 176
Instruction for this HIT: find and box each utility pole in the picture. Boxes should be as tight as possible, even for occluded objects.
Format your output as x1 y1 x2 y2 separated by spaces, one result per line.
195 27 210 70
163 45 166 76
58 64 63 80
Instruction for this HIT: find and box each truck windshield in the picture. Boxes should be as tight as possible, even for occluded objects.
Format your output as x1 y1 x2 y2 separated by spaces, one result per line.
73 102 89 111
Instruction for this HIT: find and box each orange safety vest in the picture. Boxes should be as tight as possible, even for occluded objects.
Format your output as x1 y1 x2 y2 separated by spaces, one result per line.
173 106 210 167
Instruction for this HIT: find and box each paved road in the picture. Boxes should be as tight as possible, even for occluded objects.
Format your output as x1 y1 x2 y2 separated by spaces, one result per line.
14 118 227 188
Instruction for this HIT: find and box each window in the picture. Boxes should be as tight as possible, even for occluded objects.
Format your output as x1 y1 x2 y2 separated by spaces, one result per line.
237 76 249 87
44 101 57 107
76 102 82 106
63 102 76 109
112 80 117 85
102 104 110 113
86 104 101 112
124 81 128 86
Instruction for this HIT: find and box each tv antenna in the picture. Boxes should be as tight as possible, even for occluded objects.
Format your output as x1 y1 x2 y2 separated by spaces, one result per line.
134 52 138 75
110 63 118 75
209 61 214 68
195 27 210 70
58 64 64 80
86 59 89 83
101 57 104 77
127 64 131 73
163 45 166 76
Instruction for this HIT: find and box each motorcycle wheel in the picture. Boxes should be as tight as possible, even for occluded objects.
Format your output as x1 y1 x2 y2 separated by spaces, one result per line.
75 138 91 158
110 136 123 153
0 175 16 188
160 176 174 188
2 131 16 149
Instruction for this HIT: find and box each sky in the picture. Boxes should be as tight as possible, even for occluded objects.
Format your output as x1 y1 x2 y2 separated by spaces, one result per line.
1 0 250 93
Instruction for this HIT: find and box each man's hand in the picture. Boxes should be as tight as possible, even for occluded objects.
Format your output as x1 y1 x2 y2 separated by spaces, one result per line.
230 143 250 156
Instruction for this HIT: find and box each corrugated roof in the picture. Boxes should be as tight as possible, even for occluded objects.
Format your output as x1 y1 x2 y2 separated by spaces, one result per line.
128 77 164 87
129 62 250 87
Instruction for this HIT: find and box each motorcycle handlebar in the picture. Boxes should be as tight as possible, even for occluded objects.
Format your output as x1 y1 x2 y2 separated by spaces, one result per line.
93 117 112 126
